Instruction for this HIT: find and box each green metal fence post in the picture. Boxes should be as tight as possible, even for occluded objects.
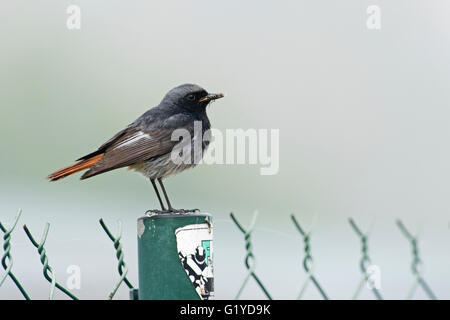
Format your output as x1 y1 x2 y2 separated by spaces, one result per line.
137 212 213 300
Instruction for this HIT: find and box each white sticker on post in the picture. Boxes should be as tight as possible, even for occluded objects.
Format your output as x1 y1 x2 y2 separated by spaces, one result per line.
175 223 214 299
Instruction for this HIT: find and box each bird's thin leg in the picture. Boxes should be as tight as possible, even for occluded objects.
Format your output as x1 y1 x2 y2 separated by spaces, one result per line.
157 178 200 213
151 178 166 211
158 178 175 211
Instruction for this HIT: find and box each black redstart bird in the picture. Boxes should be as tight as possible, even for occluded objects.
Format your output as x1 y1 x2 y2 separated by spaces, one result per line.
48 84 224 213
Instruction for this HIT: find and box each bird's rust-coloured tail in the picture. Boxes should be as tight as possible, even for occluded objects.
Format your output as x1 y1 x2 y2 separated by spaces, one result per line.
47 154 104 181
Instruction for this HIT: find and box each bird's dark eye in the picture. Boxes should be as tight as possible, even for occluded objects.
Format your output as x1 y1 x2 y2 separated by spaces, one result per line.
186 94 196 101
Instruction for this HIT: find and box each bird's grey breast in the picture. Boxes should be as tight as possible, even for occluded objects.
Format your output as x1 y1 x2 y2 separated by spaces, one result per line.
129 110 211 179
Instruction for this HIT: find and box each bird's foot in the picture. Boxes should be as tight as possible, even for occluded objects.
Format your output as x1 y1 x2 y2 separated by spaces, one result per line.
168 208 200 214
145 209 172 215
145 208 200 215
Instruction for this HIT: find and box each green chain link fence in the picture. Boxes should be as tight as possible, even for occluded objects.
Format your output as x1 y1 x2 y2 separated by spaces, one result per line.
0 209 440 300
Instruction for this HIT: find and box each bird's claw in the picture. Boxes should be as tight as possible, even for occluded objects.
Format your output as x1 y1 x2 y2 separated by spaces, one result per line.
145 208 200 215
169 208 200 214
145 209 171 215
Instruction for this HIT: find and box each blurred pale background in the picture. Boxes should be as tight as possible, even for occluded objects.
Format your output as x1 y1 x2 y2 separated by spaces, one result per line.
1 1 450 299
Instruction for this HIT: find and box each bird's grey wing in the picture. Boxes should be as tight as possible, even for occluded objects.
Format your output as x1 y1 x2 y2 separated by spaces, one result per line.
76 127 131 161
81 127 183 179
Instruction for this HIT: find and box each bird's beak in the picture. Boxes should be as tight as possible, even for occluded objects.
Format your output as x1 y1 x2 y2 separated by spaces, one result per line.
199 93 224 103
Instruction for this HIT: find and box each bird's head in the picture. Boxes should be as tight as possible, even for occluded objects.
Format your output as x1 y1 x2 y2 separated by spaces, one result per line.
161 83 224 112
